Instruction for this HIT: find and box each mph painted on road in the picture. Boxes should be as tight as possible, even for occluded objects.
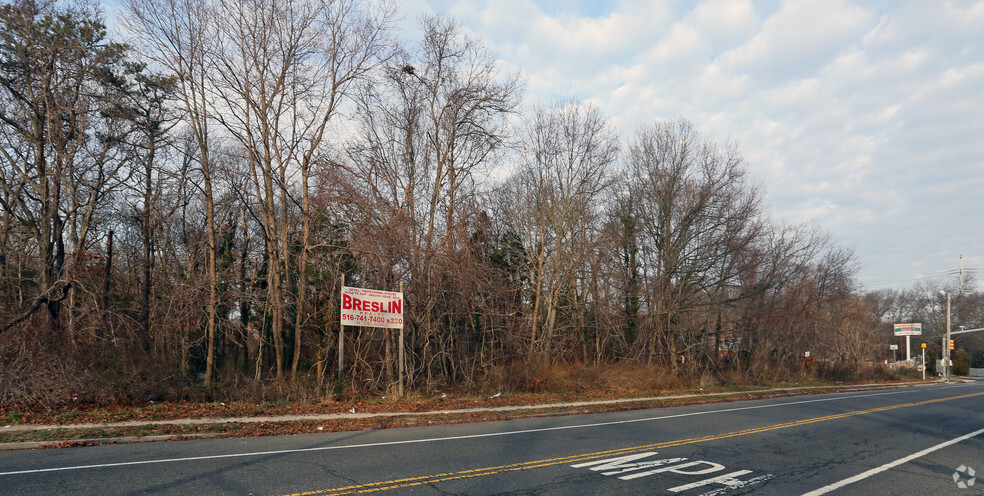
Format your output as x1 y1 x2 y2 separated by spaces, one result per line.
573 452 773 494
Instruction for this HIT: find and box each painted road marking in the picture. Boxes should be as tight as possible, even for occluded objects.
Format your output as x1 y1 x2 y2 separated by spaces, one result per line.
571 452 686 476
801 425 984 496
0 387 946 477
281 391 984 495
669 470 774 494
573 452 773 493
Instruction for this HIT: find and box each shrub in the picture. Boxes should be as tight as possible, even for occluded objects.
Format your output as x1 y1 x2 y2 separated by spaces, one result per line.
953 349 970 376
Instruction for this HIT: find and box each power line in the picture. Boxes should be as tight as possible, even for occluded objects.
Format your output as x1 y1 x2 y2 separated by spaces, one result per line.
860 268 979 289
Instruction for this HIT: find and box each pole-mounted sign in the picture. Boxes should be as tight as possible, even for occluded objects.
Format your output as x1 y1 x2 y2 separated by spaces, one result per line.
340 286 403 329
894 323 921 362
338 283 406 397
893 323 922 336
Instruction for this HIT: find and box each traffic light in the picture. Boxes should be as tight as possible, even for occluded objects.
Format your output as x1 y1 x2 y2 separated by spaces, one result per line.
949 340 955 350
921 342 926 349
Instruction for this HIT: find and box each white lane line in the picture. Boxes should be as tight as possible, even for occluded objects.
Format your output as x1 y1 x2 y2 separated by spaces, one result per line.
0 386 964 477
801 425 984 496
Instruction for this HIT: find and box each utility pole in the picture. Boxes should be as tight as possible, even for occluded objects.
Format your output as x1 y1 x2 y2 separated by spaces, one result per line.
960 254 964 296
921 342 926 380
944 291 951 382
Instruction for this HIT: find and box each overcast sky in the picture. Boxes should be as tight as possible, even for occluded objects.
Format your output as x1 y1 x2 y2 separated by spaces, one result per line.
395 0 983 291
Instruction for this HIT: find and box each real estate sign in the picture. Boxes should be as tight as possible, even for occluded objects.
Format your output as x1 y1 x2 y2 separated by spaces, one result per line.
340 286 403 329
893 323 922 336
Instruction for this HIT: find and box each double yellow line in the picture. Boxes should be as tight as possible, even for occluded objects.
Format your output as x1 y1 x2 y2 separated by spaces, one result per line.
284 391 984 495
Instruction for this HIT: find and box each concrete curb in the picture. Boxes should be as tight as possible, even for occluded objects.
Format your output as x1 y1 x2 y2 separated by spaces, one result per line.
0 433 224 451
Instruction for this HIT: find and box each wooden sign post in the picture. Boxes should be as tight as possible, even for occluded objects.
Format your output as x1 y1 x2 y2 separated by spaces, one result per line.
339 279 405 397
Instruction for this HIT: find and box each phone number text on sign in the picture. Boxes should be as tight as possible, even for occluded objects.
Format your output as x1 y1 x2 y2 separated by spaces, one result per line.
340 313 404 326
340 286 403 329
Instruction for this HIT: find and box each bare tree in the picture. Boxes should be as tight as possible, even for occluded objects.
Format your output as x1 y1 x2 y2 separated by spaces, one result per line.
0 0 130 332
123 0 224 384
626 119 762 366
502 101 618 360
345 15 519 384
207 0 392 381
602 188 643 356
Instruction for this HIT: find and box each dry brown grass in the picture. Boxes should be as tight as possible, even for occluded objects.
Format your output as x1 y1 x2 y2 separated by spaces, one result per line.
481 361 684 396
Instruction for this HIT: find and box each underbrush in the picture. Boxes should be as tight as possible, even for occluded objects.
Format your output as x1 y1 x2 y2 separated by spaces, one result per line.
478 361 778 396
814 361 923 382
480 361 679 395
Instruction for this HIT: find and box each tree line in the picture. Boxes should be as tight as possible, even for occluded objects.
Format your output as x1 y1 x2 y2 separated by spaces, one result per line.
0 0 922 407
866 279 984 375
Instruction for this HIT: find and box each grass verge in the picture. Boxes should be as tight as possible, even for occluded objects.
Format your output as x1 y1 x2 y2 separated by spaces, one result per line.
0 381 928 449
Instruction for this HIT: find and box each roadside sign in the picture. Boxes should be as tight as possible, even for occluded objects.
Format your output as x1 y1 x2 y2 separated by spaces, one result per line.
341 286 403 329
894 323 922 336
889 344 898 350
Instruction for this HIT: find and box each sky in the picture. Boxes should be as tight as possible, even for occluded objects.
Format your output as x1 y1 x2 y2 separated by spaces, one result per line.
395 0 984 292
102 0 982 292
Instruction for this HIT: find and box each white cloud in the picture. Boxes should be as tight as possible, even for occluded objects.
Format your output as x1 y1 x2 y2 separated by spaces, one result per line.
403 0 984 289
718 0 873 80
461 0 673 81
689 0 759 52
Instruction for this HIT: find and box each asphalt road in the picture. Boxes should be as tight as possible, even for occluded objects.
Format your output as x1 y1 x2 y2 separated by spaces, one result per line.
2 381 984 495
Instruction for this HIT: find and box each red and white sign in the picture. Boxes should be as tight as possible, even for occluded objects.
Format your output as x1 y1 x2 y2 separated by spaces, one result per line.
893 323 922 336
340 286 403 329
